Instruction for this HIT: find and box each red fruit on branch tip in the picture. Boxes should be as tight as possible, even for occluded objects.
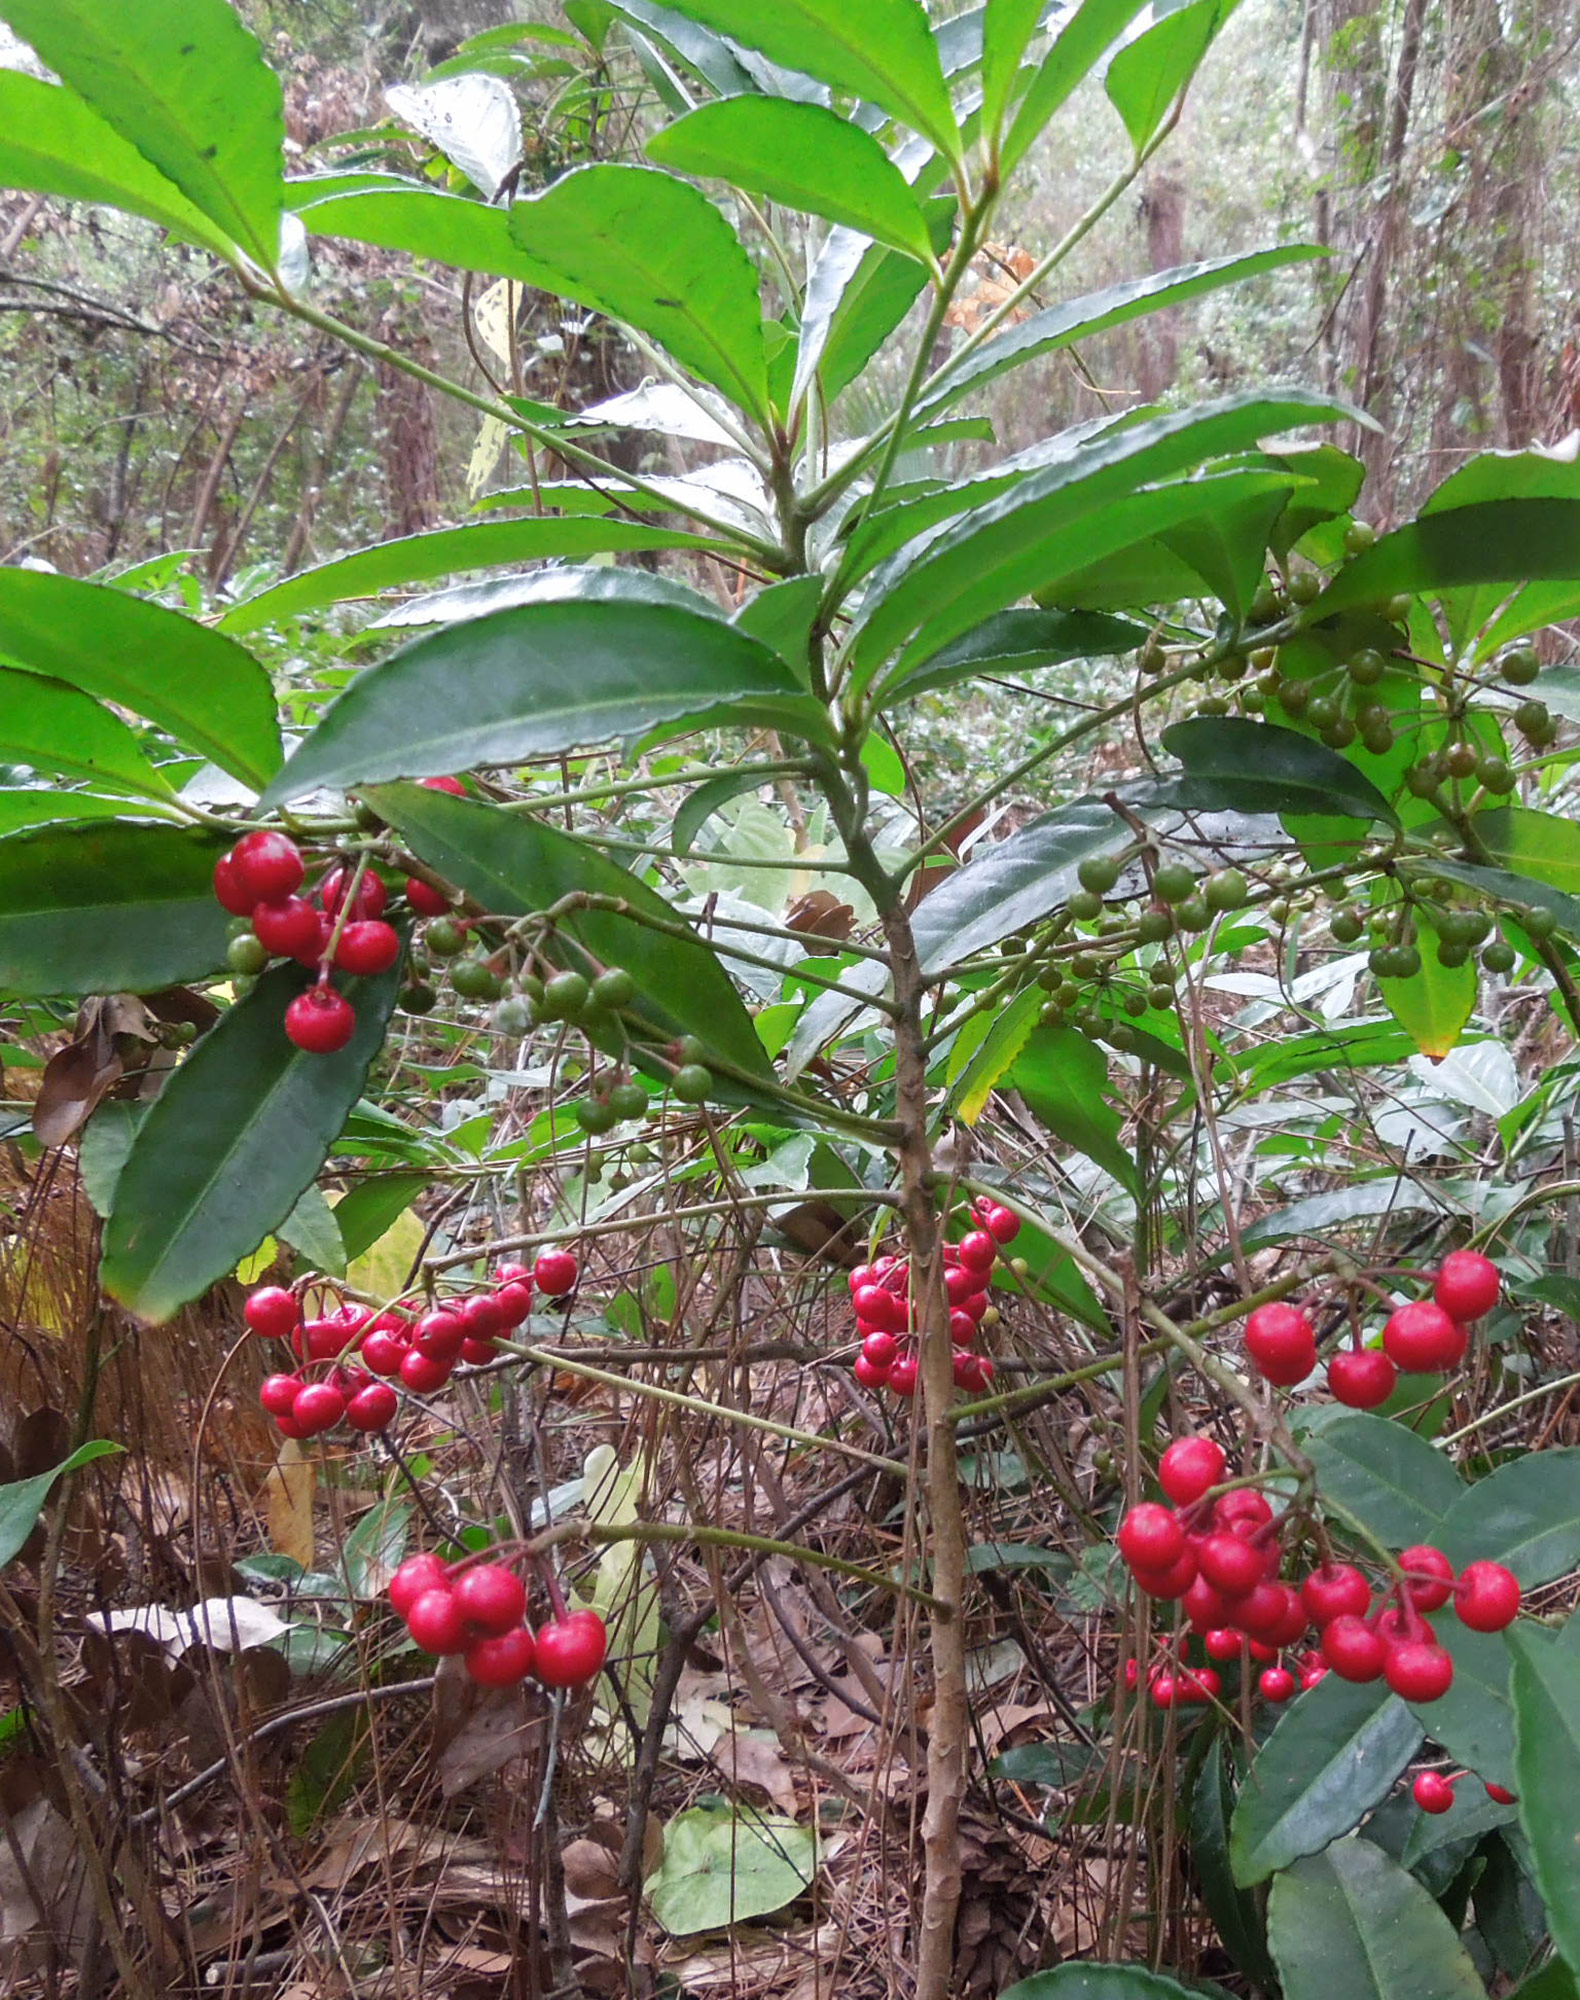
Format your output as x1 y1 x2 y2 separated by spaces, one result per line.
285 986 356 1054
1259 1666 1296 1703
1301 1563 1371 1626
335 919 402 976
1383 1300 1468 1374
1399 1544 1455 1613
345 1381 398 1431
389 1553 449 1620
1196 1532 1268 1597
1322 1615 1385 1682
534 1248 579 1297
533 1609 608 1688
1455 1560 1521 1632
405 1587 469 1655
1130 1547 1198 1599
1328 1347 1397 1409
1433 1249 1500 1323
244 1286 300 1340
1116 1503 1186 1572
1245 1302 1317 1386
318 865 387 920
452 1563 527 1637
1158 1434 1226 1505
422 776 467 796
405 875 451 916
1413 1771 1456 1814
259 1373 302 1417
1384 1641 1454 1703
230 829 304 904
291 1382 345 1435
466 1626 537 1686
253 895 326 960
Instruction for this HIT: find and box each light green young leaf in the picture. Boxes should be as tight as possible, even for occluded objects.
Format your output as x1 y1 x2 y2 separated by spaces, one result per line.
0 668 174 799
1002 0 1150 171
1104 0 1222 155
0 1441 123 1570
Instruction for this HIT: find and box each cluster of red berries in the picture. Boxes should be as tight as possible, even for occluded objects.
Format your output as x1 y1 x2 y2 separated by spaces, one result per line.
1411 1768 1517 1815
1243 1249 1500 1406
1116 1434 1521 1705
245 1247 579 1437
848 1198 1022 1398
388 1551 608 1690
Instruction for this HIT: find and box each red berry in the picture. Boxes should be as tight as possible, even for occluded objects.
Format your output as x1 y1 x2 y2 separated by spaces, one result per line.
533 1609 608 1688
422 776 467 796
213 852 258 915
335 920 402 977
854 1284 905 1331
1262 1584 1311 1648
1399 1545 1456 1613
414 1310 466 1360
888 1353 919 1396
534 1248 579 1297
399 1348 451 1394
389 1552 449 1620
285 985 356 1054
956 1230 997 1273
1245 1303 1317 1387
452 1563 527 1636
495 1261 532 1286
252 895 326 961
273 1412 308 1439
1455 1560 1521 1632
1486 1782 1517 1805
460 1337 498 1366
952 1349 993 1391
1248 1638 1280 1663
460 1293 504 1340
1300 1663 1328 1690
345 1381 398 1431
1413 1770 1456 1814
1149 1674 1177 1708
405 1587 469 1655
861 1329 899 1369
944 1265 982 1308
291 1381 346 1435
1204 1627 1244 1662
405 876 451 916
1159 1435 1226 1506
259 1372 302 1417
1176 1667 1221 1704
1225 1580 1292 1638
244 1286 300 1340
1383 1300 1468 1374
1328 1348 1397 1409
1214 1489 1273 1531
493 1281 532 1328
853 1353 891 1389
1259 1666 1297 1703
848 1264 878 1294
1322 1615 1386 1681
359 1327 408 1375
983 1204 1021 1244
1433 1249 1500 1323
1123 1659 1140 1690
466 1626 537 1687
1385 1640 1454 1703
1301 1563 1372 1627
948 1308 978 1347
1117 1503 1186 1573
1183 1575 1231 1632
1131 1548 1198 1599
231 830 304 904
318 865 387 920
1197 1532 1268 1597
957 1288 988 1323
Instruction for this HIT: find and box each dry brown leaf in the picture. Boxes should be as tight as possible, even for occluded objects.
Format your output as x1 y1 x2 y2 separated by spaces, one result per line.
435 1690 543 1795
708 1728 800 1813
265 1436 315 1567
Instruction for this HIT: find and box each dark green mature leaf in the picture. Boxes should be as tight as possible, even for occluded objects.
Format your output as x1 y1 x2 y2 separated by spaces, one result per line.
1510 1963 1580 2000
1302 1412 1464 1549
0 0 283 269
1242 1180 1448 1245
1475 806 1580 901
1225 1021 1428 1093
1006 1026 1139 1195
1317 499 1580 615
1270 441 1366 557
0 823 230 996
509 164 770 420
919 247 1325 421
219 518 728 632
1001 1966 1215 2000
1230 1676 1421 1885
909 797 1129 976
1105 0 1220 153
1267 1839 1486 2000
0 791 157 838
1423 856 1580 947
648 99 935 264
885 608 1145 703
1145 718 1397 825
1511 1624 1580 1978
657 0 959 156
0 668 173 798
1406 1617 1516 1794
299 184 550 280
100 960 401 1323
853 391 1359 679
366 783 774 1080
0 71 234 254
0 1441 122 1569
263 578 825 805
331 1173 429 1263
1440 1451 1580 1588
1001 0 1149 171
1192 1740 1276 1989
0 569 281 789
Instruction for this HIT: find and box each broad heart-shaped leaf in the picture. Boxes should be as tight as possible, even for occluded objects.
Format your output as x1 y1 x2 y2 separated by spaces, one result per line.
262 578 825 806
100 960 401 1323
1316 497 1580 616
1267 1839 1487 2000
508 164 770 422
656 0 959 158
1143 718 1397 825
0 569 281 790
647 98 934 265
852 390 1361 681
1105 0 1222 153
1230 1676 1421 1886
0 71 234 256
0 0 283 270
1302 1412 1464 1550
299 185 556 282
1000 1966 1214 2000
909 797 1131 977
884 607 1145 703
1006 1025 1139 1196
645 1802 816 1934
1191 1740 1276 1989
1511 1624 1580 1979
0 667 173 799
219 518 729 633
919 246 1325 422
0 823 231 997
364 784 773 1082
1001 0 1150 172
1439 1450 1580 1588
0 1441 122 1570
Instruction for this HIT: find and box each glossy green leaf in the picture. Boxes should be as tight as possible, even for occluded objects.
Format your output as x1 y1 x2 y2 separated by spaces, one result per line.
299 184 550 281
0 0 283 269
1191 1740 1276 1989
1230 1676 1421 1885
1144 718 1396 825
853 390 1359 679
1405 1616 1516 1794
656 0 959 157
100 960 402 1323
1105 0 1221 153
1302 1412 1464 1549
602 0 758 96
365 784 773 1081
332 1173 429 1264
1510 1963 1580 2000
980 0 1045 145
1423 856 1580 948
0 71 234 254
1226 1021 1427 1094
0 569 281 789
0 1441 123 1569
909 797 1129 976
1242 1179 1448 1246
509 164 769 420
884 608 1145 703
1001 0 1148 170
949 987 1040 1124
0 823 230 996
277 1183 346 1277
1161 475 1301 620
1001 1966 1211 2000
0 668 173 798
1440 1450 1580 1588
219 518 727 633
793 220 937 408
1475 807 1580 901
648 98 934 264
0 792 159 838
1006 1026 1139 1195
1318 498 1580 616
1378 935 1477 1062
731 575 823 680
1510 1623 1580 1978
1270 441 1366 558
1267 1838 1486 2000
263 577 824 805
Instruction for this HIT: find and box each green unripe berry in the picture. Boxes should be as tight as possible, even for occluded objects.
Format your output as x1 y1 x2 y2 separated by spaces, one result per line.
574 1096 618 1136
1267 896 1291 923
1476 756 1515 795
607 1080 650 1120
1443 741 1480 780
1077 855 1122 894
1068 889 1104 921
1148 983 1175 1012
1343 520 1376 554
1197 694 1231 716
678 1034 706 1064
1515 700 1555 744
1219 653 1248 683
1321 717 1358 749
1204 867 1248 912
1136 909 1173 944
1039 1000 1066 1027
1277 679 1312 718
1108 1022 1138 1051
1174 895 1211 933
400 981 437 1014
542 970 591 1020
520 973 546 1007
591 967 637 1010
1250 584 1281 622
1286 570 1321 605
1331 909 1364 943
451 957 503 1001
1347 648 1387 686
1153 861 1196 904
1122 989 1149 1017
1405 760 1441 798
1482 940 1516 973
1305 694 1339 730
1240 688 1266 714
227 934 270 976
1435 940 1470 968
1070 952 1101 980
1138 640 1168 676
424 917 467 958
627 1141 656 1163
1522 906 1558 940
670 1062 713 1103
1383 594 1413 624
1500 645 1540 686
1361 725 1395 756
